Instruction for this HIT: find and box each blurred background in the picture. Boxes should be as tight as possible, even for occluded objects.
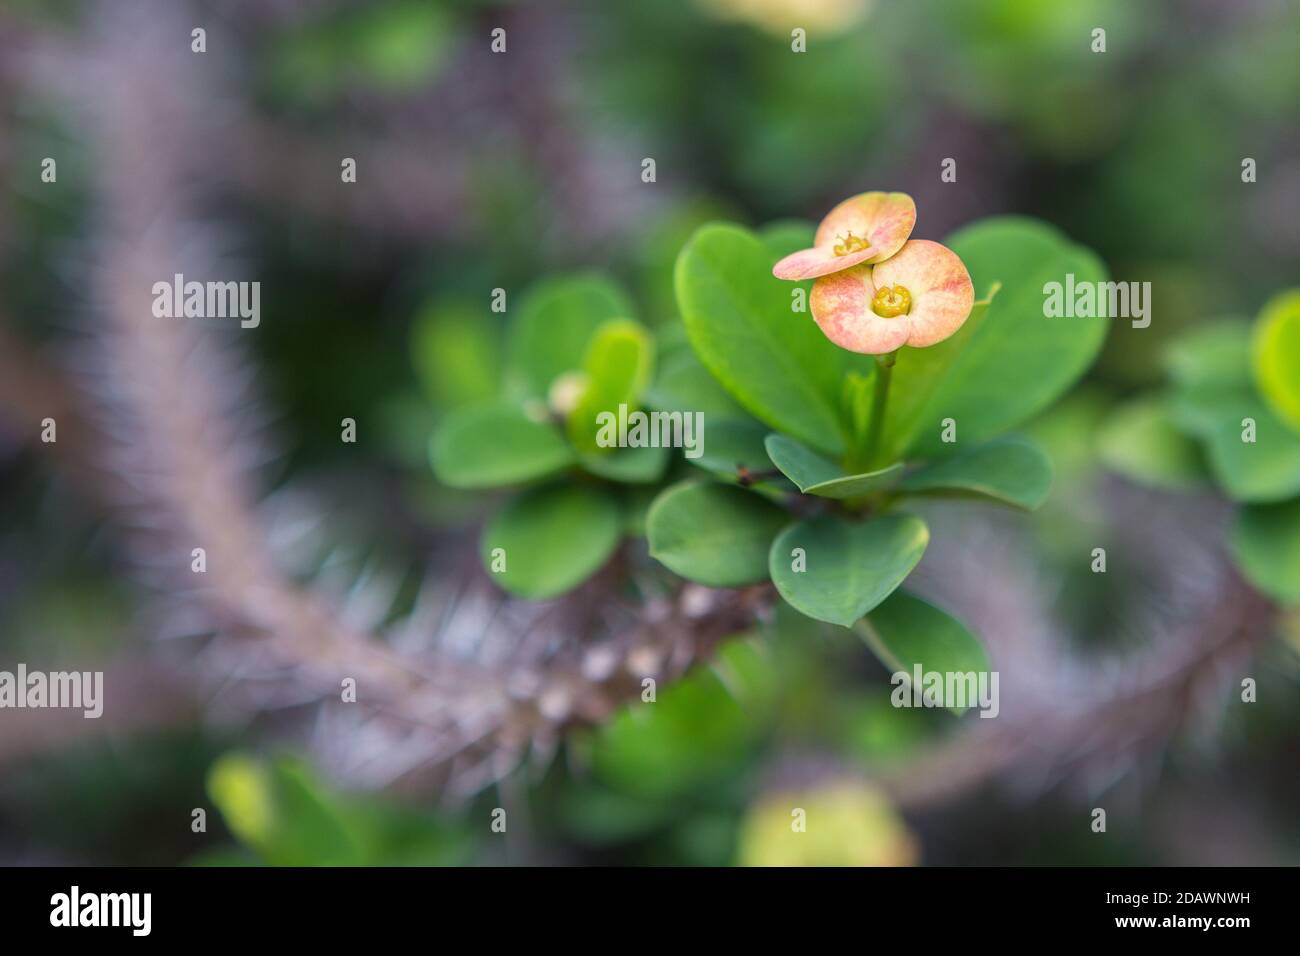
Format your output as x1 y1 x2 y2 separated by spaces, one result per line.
0 0 1297 865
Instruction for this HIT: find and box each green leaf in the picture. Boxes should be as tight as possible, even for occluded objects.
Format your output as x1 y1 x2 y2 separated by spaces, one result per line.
1096 396 1207 491
635 198 740 326
567 318 655 453
1166 319 1254 390
645 341 746 418
857 591 990 716
647 482 789 587
883 218 1110 459
1252 290 1300 434
430 403 573 488
899 437 1054 510
1173 390 1300 503
591 638 775 798
764 433 904 499
675 223 866 454
480 485 622 599
769 513 929 627
758 219 816 260
409 299 501 410
580 443 670 484
687 419 795 496
506 274 634 398
208 754 362 866
1231 498 1300 605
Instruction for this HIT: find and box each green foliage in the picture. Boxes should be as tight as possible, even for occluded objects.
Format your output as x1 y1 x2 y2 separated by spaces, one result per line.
589 638 777 799
205 754 471 866
644 328 747 418
1230 499 1300 605
427 275 663 596
764 433 905 499
1103 297 1300 605
506 274 635 399
554 781 681 846
580 444 670 484
769 514 929 628
1163 318 1300 503
683 419 793 496
427 213 1105 691
430 402 573 488
674 223 866 454
652 216 1094 651
757 219 817 259
858 592 990 715
898 437 1054 510
208 753 358 866
480 485 623 600
1252 290 1300 434
1177 393 1300 503
1165 320 1254 390
646 482 788 587
410 298 501 410
1096 396 1207 491
884 218 1109 460
269 1 452 101
567 318 654 453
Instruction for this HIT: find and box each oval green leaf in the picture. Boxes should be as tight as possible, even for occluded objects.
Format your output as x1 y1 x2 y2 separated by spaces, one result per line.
580 443 670 484
675 223 860 455
647 481 790 587
1173 391 1300 503
430 403 574 489
506 274 634 398
764 433 904 499
685 419 791 490
1096 396 1207 491
857 591 990 716
769 513 929 627
480 484 622 599
567 318 655 454
410 298 502 410
1230 498 1300 605
899 437 1054 510
883 218 1110 460
1165 319 1253 390
645 343 746 419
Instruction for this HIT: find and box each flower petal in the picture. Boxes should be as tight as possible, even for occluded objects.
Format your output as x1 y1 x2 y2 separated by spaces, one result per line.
772 244 877 281
814 191 916 265
771 191 917 281
870 240 974 348
810 265 912 354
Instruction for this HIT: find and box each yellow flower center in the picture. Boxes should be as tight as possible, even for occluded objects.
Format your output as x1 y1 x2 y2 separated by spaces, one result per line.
871 285 912 318
832 230 871 257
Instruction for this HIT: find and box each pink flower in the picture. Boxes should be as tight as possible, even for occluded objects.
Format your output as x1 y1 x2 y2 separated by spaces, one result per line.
808 240 974 354
772 191 916 281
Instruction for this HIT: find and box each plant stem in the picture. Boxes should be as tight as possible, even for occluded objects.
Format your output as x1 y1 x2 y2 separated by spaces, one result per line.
858 350 897 471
